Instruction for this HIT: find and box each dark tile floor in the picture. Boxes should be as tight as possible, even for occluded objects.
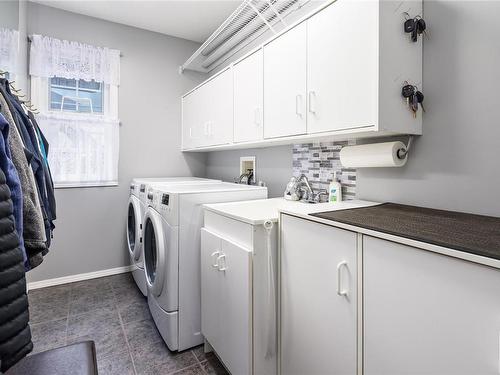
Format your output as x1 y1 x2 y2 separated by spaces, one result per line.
27 272 228 375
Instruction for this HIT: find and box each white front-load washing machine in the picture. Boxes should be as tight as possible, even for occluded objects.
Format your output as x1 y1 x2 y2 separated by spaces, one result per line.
143 182 268 351
127 177 220 296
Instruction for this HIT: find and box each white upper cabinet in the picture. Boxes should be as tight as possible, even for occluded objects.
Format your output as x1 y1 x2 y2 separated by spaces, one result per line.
307 0 378 133
181 0 423 151
181 90 201 149
234 49 264 143
202 68 233 147
263 22 307 139
182 68 233 149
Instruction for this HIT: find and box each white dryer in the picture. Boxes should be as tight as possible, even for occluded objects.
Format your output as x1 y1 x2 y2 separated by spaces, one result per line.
127 177 219 296
143 183 268 351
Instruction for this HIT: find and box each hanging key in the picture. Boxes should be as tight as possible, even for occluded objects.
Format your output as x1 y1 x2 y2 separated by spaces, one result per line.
402 84 415 98
403 14 427 42
402 84 415 107
416 18 426 35
404 18 415 34
416 90 425 112
411 94 419 118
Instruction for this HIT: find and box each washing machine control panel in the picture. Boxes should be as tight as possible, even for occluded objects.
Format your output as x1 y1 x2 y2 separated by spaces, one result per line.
161 194 170 206
151 190 172 213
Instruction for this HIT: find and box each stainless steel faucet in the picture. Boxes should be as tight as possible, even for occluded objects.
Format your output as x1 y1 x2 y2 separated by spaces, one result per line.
296 174 313 201
296 174 328 203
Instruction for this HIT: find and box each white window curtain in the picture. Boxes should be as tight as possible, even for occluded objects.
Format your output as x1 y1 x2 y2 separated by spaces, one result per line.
30 34 120 187
29 34 120 85
36 113 119 187
0 28 19 76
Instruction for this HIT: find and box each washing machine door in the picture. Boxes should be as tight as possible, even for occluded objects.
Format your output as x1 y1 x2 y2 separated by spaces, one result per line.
127 195 142 261
143 208 178 310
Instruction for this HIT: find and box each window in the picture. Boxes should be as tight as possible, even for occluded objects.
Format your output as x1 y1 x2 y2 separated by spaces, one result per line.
29 34 120 188
49 78 103 113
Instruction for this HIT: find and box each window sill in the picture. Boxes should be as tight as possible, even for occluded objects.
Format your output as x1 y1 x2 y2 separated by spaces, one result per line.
54 182 119 189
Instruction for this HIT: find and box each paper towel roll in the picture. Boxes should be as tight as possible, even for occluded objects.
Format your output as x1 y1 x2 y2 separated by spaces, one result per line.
340 141 408 168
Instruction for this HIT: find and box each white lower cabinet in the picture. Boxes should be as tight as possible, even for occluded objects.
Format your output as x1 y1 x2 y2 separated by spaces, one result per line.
201 228 252 375
202 209 279 375
200 228 221 350
363 236 500 375
280 215 358 375
279 214 500 375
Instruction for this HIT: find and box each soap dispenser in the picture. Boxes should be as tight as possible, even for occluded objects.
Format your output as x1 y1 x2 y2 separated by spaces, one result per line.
328 172 343 203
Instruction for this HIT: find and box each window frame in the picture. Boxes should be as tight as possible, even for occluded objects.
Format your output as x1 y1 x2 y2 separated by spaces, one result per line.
48 77 104 114
31 76 119 189
32 76 118 119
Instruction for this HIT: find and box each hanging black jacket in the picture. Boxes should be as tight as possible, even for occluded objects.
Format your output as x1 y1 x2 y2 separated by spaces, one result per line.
0 169 32 372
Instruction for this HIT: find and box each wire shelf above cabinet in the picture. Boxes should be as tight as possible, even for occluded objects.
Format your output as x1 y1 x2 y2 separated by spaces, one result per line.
179 0 308 74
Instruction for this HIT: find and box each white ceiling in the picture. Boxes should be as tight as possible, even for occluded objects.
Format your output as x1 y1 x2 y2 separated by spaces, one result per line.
30 0 243 43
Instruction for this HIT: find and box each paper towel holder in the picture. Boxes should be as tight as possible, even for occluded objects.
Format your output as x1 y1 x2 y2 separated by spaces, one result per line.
396 136 414 160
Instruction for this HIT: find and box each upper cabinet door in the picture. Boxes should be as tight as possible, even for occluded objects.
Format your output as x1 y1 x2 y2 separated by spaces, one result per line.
200 69 233 148
307 0 378 134
181 91 200 149
234 49 264 143
264 22 307 139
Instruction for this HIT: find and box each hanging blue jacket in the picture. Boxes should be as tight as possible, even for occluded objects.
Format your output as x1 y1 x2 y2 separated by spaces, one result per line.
6 90 53 249
0 113 26 265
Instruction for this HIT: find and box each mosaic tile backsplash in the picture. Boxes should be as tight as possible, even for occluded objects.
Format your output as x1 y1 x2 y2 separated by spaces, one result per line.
292 141 356 200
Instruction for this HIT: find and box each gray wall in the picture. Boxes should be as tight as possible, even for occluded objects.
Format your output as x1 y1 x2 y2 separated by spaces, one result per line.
206 146 292 198
23 3 206 282
0 0 19 30
206 1 500 217
0 0 28 92
357 1 500 217
3 0 499 282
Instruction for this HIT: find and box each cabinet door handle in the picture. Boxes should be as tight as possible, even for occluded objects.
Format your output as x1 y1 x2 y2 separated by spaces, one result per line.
189 127 192 138
254 107 261 126
308 91 316 114
337 261 348 296
217 254 227 271
295 94 303 117
211 251 220 268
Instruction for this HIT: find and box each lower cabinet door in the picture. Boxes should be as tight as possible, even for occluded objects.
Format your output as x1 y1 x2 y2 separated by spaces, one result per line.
200 229 221 350
280 215 358 375
218 238 252 375
363 236 500 375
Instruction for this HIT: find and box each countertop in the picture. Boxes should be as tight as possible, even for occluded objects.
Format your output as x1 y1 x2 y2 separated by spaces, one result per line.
280 203 500 269
204 198 378 225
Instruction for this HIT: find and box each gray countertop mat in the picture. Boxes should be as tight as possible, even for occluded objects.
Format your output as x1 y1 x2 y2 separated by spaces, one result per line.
310 203 500 260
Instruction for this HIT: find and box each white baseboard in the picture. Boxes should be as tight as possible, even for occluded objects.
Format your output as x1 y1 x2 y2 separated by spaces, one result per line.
27 265 134 291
